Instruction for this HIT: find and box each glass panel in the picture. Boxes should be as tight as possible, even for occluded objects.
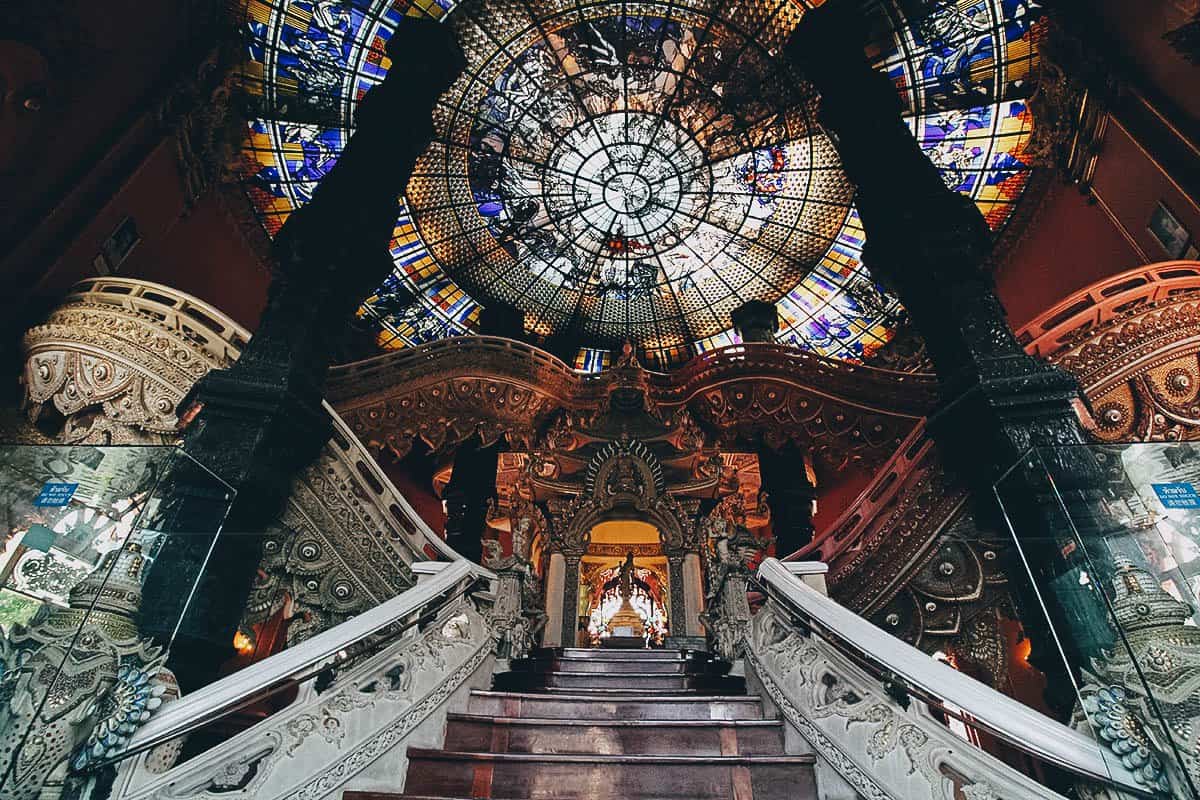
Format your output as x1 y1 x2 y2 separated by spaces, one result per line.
0 443 234 795
995 443 1200 799
238 0 1042 364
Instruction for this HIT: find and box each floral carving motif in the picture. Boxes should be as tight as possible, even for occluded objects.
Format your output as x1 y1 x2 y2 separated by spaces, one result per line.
339 378 557 459
22 312 221 444
747 600 1069 800
325 338 934 471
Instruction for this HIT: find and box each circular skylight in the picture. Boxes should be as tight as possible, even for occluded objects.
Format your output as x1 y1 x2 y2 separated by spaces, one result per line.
240 0 1041 368
406 8 852 346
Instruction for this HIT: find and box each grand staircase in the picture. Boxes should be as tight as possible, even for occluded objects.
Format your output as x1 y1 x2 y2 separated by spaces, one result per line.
344 647 818 799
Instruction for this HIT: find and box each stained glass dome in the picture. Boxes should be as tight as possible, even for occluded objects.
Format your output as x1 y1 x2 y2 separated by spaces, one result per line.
239 0 1041 369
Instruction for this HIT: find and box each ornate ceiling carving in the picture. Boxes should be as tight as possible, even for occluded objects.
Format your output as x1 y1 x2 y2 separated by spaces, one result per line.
328 337 937 470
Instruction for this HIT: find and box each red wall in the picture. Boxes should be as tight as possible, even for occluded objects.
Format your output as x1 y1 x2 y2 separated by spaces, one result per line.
813 462 876 533
1092 0 1200 135
995 181 1142 328
2 1 229 284
383 458 448 536
1092 118 1200 266
28 139 270 332
997 110 1200 328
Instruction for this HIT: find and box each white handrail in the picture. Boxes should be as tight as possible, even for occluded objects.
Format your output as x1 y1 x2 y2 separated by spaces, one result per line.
755 558 1147 795
325 407 461 563
126 559 493 752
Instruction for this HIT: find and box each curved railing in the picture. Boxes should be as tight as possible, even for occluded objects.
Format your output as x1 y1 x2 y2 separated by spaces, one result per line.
21 277 465 640
109 560 498 800
786 421 935 566
1014 260 1200 442
1016 260 1200 359
327 336 939 418
326 334 589 406
69 276 252 360
656 342 938 417
751 558 1151 799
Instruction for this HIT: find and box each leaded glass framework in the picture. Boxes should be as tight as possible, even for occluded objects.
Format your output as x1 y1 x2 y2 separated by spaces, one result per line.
238 0 1043 368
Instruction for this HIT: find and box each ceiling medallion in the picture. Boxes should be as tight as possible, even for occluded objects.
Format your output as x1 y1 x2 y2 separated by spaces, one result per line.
406 1 853 347
242 0 1041 364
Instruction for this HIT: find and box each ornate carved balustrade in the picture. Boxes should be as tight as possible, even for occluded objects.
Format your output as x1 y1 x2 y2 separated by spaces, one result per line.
17 278 457 652
109 561 498 800
1016 261 1200 442
743 559 1147 800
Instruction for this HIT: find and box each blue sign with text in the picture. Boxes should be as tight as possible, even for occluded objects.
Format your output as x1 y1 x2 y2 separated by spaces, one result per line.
1153 483 1200 509
34 482 78 507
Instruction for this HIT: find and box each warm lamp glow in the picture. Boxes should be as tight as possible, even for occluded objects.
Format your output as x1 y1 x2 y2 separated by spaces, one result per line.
233 630 255 655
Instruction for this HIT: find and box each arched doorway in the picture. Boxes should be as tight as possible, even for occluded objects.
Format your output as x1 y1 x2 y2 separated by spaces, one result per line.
577 521 670 646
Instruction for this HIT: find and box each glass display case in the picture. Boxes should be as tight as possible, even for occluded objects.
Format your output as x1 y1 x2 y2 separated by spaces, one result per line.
996 442 1200 799
0 443 234 795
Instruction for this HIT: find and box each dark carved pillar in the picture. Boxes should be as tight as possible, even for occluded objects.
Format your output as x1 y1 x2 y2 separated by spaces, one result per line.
735 298 816 559
561 555 581 647
756 443 816 558
784 6 1085 463
479 301 526 341
785 5 1107 713
667 555 686 638
137 22 465 692
443 436 502 564
730 299 779 343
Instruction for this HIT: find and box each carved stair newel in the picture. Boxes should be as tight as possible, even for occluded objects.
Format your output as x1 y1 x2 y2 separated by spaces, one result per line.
561 555 582 648
485 483 547 662
136 22 466 692
666 555 686 642
784 4 1108 710
699 496 760 662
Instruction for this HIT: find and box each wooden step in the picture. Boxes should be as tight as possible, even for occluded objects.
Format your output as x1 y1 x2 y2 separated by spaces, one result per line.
508 654 730 675
442 714 786 756
533 647 707 661
466 690 765 721
398 749 818 799
493 670 746 693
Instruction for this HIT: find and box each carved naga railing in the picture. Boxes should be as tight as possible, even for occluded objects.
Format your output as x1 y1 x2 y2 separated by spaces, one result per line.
107 560 498 800
742 558 1152 800
18 278 460 647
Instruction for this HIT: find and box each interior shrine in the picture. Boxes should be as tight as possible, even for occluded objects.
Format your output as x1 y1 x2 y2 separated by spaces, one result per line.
2 0 1200 798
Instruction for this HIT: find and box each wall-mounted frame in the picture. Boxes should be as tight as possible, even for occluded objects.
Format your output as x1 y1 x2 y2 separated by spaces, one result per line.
93 216 140 275
1148 201 1191 259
